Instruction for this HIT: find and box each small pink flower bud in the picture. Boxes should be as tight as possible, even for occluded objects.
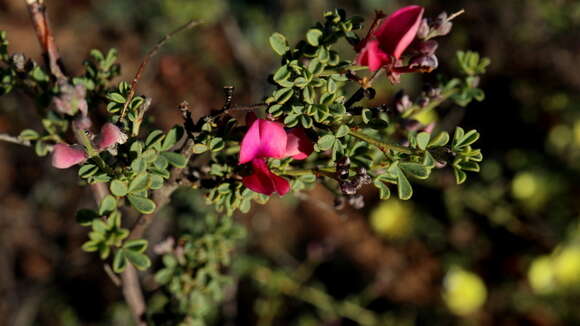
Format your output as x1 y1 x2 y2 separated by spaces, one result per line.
95 123 127 150
51 144 87 169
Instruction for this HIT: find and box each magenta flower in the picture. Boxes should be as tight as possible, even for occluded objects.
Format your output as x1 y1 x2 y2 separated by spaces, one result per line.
239 114 313 196
356 5 424 72
285 128 314 160
52 144 88 169
243 158 291 196
239 118 288 164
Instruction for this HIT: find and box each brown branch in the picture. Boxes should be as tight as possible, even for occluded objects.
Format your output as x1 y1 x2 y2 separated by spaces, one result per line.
0 133 31 147
120 20 202 121
23 1 150 324
24 0 67 83
121 265 147 326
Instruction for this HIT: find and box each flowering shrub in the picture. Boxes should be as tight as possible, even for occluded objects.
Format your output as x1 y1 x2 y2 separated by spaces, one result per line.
0 2 488 324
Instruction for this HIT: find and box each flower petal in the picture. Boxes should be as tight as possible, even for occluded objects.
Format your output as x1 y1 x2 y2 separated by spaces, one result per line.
257 119 287 158
242 159 290 196
239 118 288 164
95 123 126 150
51 144 87 169
239 118 263 164
355 39 390 72
374 5 424 59
285 128 314 160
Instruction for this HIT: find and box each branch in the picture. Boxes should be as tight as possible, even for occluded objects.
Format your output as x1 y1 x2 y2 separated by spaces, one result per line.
24 0 67 83
121 265 147 326
401 88 458 119
120 20 202 121
348 129 413 155
0 133 31 147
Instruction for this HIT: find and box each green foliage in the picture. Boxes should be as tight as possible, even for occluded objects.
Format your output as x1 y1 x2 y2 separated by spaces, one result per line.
150 214 245 324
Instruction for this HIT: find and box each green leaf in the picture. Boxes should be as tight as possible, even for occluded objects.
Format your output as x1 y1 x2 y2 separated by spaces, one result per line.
141 149 157 164
389 163 413 200
274 87 294 104
78 164 99 178
161 126 184 151
113 250 127 273
131 157 146 173
361 108 372 124
453 127 465 146
35 141 49 156
128 173 151 193
307 59 324 75
81 240 99 252
306 29 323 46
455 129 480 149
269 33 288 56
124 250 151 271
192 143 208 154
428 132 450 148
273 65 291 86
400 162 430 179
98 195 117 216
154 268 174 285
454 168 467 184
123 239 148 253
110 180 128 197
145 130 164 149
92 219 108 233
150 174 164 189
317 134 336 151
335 125 350 138
373 179 391 200
127 195 156 214
458 161 480 172
416 132 431 150
106 92 125 104
209 137 225 152
161 152 188 168
76 209 99 226
19 129 39 140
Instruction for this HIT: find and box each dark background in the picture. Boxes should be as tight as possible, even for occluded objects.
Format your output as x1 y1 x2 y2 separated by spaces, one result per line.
1 0 580 325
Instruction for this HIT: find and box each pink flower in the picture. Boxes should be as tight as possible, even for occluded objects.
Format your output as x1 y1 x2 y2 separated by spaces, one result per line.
239 114 313 195
356 5 424 72
51 123 126 169
243 159 290 196
95 123 126 150
239 118 288 164
285 128 314 160
51 144 87 169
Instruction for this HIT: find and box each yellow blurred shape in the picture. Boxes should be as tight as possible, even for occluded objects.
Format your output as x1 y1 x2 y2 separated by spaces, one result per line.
573 120 580 147
553 246 580 286
528 255 556 294
443 268 487 316
415 109 438 125
369 199 413 239
511 172 539 200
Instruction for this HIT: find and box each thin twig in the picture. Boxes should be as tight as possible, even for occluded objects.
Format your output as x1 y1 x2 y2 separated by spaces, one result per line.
24 0 67 83
121 265 147 326
104 264 122 287
120 20 202 121
0 134 31 147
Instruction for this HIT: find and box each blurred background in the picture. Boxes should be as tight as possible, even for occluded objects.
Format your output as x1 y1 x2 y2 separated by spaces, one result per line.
2 0 580 325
